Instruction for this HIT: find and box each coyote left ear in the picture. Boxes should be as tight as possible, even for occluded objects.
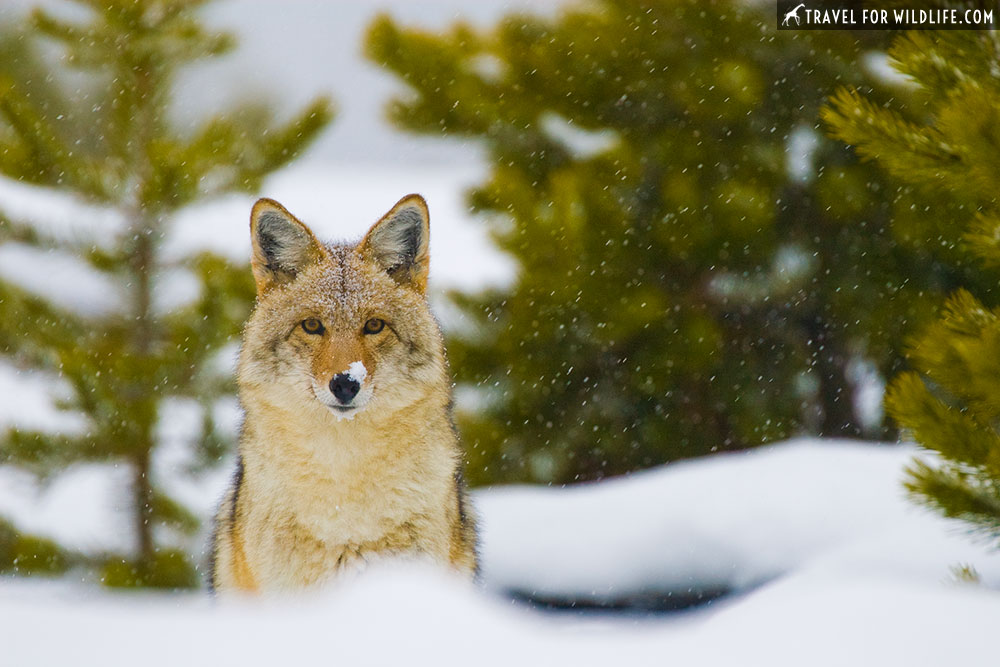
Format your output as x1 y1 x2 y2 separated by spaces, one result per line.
359 194 430 291
250 198 326 294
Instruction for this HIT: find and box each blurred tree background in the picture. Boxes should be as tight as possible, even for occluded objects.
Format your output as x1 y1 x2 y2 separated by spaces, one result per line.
367 0 998 486
0 0 331 587
826 30 1000 544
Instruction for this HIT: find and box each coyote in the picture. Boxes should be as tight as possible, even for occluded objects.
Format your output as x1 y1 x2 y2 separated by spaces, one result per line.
210 195 478 592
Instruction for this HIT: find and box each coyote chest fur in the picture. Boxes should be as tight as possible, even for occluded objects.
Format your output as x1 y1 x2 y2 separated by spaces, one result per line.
210 195 477 593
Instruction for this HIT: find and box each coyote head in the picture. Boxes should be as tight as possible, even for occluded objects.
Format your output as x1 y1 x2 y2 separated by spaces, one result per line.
238 195 447 423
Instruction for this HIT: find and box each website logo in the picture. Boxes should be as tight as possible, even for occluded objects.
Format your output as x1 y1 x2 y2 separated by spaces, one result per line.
776 1 997 30
782 3 807 26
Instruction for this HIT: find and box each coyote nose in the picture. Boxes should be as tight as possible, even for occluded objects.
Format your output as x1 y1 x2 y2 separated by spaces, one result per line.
329 373 360 404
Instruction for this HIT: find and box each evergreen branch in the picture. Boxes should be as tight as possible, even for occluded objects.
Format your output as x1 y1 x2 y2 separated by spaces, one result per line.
148 97 333 206
0 79 64 184
150 490 199 535
31 9 93 46
822 87 961 193
134 15 235 66
240 97 335 185
0 214 44 245
0 280 90 368
191 404 231 470
0 213 122 263
30 9 113 69
0 431 97 474
905 458 1000 543
889 31 1000 102
885 371 1000 471
0 516 73 575
365 15 496 137
935 80 1000 202
0 79 106 199
903 290 1000 424
963 212 1000 267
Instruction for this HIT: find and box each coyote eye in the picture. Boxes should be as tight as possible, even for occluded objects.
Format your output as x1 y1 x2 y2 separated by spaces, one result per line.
363 318 385 335
301 318 325 335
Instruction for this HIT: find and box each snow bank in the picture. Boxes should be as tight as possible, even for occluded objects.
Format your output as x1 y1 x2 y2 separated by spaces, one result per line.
688 574 1000 667
475 439 1000 605
0 565 647 666
2 561 999 667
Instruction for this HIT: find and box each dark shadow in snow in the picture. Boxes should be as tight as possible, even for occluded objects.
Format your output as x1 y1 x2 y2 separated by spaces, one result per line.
505 585 735 615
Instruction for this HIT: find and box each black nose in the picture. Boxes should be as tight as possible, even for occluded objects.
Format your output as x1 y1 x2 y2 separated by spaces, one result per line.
329 373 360 404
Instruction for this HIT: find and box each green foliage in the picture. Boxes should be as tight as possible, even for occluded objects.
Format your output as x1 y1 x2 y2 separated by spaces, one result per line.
100 548 199 589
0 0 333 586
367 0 985 485
826 30 1000 544
0 518 70 576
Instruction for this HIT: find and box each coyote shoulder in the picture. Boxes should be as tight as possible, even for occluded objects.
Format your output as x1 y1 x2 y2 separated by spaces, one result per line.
210 195 477 593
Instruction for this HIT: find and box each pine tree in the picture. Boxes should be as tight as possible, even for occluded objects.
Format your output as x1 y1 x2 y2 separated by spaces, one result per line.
366 0 981 486
0 0 332 586
825 30 1000 542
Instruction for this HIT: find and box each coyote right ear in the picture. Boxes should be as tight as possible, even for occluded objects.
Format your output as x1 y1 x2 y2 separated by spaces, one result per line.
249 198 326 293
358 194 430 292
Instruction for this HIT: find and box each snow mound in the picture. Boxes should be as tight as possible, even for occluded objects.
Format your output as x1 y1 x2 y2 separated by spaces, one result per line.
2 561 999 667
474 439 1000 605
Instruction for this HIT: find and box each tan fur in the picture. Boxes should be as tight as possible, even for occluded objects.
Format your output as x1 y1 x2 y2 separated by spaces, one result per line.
211 195 477 593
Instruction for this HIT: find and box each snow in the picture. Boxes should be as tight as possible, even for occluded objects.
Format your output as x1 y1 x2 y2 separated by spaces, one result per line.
151 266 203 315
1 558 999 666
151 397 237 539
0 361 88 436
0 176 125 247
477 439 1000 604
864 50 918 88
0 242 126 318
540 112 619 158
786 125 820 183
345 361 368 382
689 575 1000 667
0 464 134 554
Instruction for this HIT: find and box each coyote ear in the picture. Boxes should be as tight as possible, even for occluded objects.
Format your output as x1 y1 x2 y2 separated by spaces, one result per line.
359 194 430 291
249 198 326 293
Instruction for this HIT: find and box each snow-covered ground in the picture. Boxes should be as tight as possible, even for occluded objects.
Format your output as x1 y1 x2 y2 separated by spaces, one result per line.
3 560 998 667
2 438 1000 665
479 439 1000 605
